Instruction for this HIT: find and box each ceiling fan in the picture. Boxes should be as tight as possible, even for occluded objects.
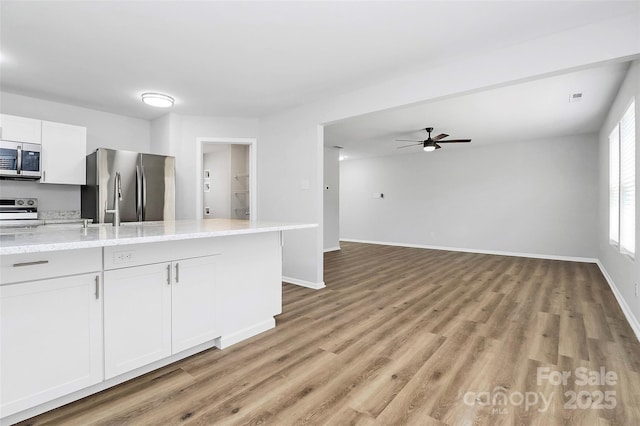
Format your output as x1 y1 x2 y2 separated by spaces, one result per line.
396 127 471 152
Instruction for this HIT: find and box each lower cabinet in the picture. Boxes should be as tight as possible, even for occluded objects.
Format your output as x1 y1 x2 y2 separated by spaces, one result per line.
0 273 103 417
1 232 282 421
171 256 219 353
104 263 172 379
104 255 218 379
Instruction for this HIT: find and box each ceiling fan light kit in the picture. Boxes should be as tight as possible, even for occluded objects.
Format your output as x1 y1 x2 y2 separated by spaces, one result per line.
396 127 471 152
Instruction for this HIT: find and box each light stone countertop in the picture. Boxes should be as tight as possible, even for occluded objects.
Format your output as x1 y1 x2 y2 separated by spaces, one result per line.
0 219 317 255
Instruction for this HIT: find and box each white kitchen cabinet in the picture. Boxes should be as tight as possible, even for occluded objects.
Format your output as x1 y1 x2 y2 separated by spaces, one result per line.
41 120 87 185
0 273 103 417
103 263 172 379
0 114 42 144
171 255 219 353
104 255 219 378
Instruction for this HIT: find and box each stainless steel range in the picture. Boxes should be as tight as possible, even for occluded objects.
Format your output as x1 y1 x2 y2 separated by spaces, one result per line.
0 198 38 220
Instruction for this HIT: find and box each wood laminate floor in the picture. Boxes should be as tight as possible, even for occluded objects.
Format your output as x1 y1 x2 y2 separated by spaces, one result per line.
18 242 640 425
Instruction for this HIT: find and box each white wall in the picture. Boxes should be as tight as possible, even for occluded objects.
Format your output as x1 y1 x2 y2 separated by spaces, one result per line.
259 119 324 285
598 60 640 329
323 147 340 251
150 113 258 220
258 14 640 285
149 113 172 157
341 135 598 258
203 146 231 219
0 91 150 212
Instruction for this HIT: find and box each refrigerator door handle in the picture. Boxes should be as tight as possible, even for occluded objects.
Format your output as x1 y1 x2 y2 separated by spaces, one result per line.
141 165 147 221
135 165 143 221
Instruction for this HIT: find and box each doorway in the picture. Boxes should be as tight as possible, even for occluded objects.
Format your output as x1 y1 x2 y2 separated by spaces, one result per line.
195 138 257 220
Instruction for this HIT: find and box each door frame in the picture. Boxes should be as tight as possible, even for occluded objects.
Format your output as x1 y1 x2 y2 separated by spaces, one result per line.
195 137 257 221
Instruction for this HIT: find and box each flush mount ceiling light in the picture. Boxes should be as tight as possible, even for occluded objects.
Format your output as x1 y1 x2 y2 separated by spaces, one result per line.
141 92 174 108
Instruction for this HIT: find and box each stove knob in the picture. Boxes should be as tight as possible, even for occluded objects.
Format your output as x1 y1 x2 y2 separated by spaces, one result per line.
16 200 24 206
27 199 35 206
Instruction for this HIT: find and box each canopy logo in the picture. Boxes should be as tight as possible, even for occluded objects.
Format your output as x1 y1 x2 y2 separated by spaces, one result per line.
463 387 552 413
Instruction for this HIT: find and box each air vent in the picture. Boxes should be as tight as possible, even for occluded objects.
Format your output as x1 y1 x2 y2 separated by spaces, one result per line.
569 93 583 103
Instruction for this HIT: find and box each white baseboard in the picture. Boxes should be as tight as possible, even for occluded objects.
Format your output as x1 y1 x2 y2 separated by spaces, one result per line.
215 318 276 350
339 238 598 263
282 276 326 290
324 246 341 253
596 261 640 343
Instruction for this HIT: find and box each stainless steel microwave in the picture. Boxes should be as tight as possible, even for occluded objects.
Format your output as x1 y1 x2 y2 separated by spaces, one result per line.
0 140 42 179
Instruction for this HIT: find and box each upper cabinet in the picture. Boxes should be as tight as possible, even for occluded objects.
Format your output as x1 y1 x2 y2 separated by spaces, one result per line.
0 114 42 144
41 121 87 185
0 114 88 185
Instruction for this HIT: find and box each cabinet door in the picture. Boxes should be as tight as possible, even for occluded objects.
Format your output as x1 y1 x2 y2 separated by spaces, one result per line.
104 263 171 379
0 114 41 144
0 273 103 417
41 120 87 185
172 256 219 353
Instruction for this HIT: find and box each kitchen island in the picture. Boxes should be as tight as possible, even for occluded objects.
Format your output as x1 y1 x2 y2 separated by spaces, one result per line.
0 219 316 425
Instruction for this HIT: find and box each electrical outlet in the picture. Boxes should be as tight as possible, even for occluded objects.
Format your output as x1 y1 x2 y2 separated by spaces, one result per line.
113 251 134 264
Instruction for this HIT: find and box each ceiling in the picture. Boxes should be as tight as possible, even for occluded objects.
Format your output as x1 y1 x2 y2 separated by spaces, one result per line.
1 1 638 121
324 61 631 160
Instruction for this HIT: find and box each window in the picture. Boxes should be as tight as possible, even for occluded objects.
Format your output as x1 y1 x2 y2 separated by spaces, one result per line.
609 100 636 256
609 127 619 244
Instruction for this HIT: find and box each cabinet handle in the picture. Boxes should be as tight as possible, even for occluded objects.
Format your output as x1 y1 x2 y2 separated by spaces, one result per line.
167 264 171 285
12 260 49 267
42 170 46 182
95 275 99 299
175 262 179 283
17 145 22 174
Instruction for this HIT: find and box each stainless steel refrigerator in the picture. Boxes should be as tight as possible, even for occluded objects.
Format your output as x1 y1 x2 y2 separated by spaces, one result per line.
81 148 175 223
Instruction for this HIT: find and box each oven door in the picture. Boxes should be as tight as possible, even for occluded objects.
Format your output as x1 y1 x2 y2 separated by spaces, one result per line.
0 140 19 177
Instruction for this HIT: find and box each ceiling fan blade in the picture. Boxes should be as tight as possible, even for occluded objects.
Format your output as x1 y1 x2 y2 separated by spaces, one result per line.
397 143 422 149
435 143 442 149
437 139 472 143
395 139 423 142
432 133 449 141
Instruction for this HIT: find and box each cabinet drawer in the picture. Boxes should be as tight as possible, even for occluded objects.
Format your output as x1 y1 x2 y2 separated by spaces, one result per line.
0 248 102 285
